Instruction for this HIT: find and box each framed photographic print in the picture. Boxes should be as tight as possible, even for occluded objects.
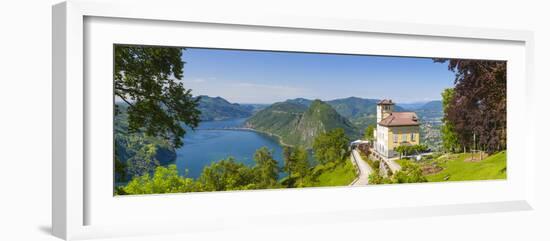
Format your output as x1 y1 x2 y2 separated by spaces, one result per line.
52 0 535 240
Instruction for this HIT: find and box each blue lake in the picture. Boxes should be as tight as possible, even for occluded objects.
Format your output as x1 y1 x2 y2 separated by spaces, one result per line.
175 118 285 179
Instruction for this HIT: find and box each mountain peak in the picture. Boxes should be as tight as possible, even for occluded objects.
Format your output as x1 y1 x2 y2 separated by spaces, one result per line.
246 99 358 148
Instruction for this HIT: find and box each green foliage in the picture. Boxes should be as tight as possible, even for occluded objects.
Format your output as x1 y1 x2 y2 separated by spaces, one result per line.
392 161 427 183
441 122 460 152
293 147 310 183
123 165 199 194
282 146 310 187
114 105 177 181
253 147 279 188
114 45 201 148
114 155 127 182
394 144 428 157
368 171 392 184
313 128 350 164
364 124 375 141
126 144 160 177
435 59 507 153
368 160 427 184
440 88 461 152
198 158 258 191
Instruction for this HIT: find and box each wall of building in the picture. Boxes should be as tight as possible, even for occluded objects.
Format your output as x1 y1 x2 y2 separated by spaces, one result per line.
387 126 420 152
375 125 420 158
375 124 389 157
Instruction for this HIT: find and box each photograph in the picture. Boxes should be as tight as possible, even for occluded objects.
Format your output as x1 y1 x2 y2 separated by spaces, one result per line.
113 45 507 195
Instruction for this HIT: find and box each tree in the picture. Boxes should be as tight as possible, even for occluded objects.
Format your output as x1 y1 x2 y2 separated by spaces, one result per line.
313 128 350 164
114 45 201 148
198 158 256 191
392 161 427 183
368 171 392 184
253 147 279 188
293 147 310 185
126 144 160 177
364 124 375 141
123 165 199 195
282 146 310 187
283 146 296 187
394 144 428 158
435 59 506 153
440 88 461 152
114 155 127 182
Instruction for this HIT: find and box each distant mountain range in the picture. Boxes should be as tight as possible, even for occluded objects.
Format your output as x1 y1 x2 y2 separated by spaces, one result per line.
285 97 406 129
411 100 443 122
195 95 255 121
245 99 359 148
194 95 443 148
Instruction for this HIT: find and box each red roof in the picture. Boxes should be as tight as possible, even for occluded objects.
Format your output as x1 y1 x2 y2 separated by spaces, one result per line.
378 112 419 126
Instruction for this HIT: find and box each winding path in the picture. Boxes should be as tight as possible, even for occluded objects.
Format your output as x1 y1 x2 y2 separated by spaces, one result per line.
350 149 373 186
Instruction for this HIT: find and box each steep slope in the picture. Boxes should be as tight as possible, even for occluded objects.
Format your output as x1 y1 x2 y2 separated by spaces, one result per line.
326 97 380 129
245 100 358 148
286 97 409 129
196 95 253 121
244 101 307 138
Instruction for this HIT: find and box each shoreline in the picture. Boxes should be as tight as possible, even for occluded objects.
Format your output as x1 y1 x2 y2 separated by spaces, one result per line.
196 126 294 148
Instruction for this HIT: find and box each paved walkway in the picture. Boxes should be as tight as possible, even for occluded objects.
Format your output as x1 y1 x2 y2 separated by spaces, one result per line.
350 149 374 186
385 157 402 173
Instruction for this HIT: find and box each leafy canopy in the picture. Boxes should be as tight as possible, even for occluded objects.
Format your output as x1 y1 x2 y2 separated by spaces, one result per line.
122 165 199 194
440 88 461 152
282 146 310 187
253 147 280 188
114 46 201 148
363 124 375 141
313 128 350 164
435 59 506 153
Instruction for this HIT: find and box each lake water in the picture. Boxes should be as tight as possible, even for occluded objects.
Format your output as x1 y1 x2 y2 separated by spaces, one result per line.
175 118 285 179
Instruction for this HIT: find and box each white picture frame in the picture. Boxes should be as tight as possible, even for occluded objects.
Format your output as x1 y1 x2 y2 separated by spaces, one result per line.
52 0 535 240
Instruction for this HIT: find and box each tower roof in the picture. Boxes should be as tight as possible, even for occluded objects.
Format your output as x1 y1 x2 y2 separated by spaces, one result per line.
377 99 394 105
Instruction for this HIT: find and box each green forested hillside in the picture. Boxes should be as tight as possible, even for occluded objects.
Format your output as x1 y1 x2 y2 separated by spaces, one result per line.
286 97 406 129
326 97 380 129
114 104 177 182
196 95 254 121
245 99 359 148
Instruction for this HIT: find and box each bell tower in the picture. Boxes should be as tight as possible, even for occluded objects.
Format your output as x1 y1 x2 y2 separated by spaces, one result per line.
376 99 394 123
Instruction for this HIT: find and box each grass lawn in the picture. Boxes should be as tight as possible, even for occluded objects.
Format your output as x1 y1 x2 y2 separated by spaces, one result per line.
315 158 357 187
425 151 507 182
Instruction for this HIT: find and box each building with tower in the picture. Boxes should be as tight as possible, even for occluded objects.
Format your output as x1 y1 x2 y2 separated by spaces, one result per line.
373 99 421 159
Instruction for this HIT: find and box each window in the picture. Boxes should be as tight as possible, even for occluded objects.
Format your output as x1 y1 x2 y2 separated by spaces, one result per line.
393 133 398 143
402 133 407 142
411 133 415 141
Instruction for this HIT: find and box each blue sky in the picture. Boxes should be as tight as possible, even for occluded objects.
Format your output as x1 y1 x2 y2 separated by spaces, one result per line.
182 48 456 104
